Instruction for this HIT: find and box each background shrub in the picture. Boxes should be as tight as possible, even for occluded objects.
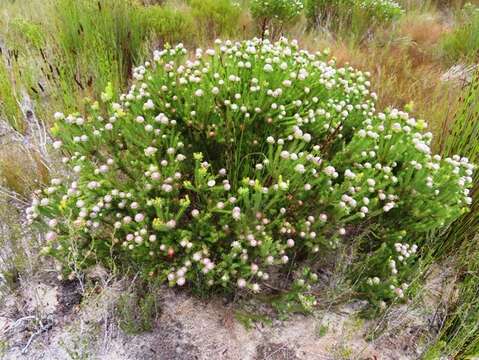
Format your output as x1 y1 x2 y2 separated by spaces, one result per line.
140 4 195 46
441 2 479 64
305 0 403 37
250 0 304 38
188 0 242 40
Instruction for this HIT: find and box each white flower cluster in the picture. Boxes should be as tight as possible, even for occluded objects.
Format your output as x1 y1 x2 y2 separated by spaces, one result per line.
359 0 403 21
28 38 473 304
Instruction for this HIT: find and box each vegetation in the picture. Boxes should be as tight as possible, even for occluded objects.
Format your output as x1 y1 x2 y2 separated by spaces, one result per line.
441 2 479 64
28 38 472 306
250 0 304 37
305 0 403 35
1 0 479 358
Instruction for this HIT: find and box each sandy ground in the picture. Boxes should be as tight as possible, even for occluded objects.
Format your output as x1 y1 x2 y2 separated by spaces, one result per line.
0 271 438 360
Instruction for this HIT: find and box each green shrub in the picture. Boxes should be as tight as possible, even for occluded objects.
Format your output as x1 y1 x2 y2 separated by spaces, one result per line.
359 0 403 22
53 0 149 102
140 5 195 45
0 59 22 131
250 0 304 38
116 282 159 334
441 2 479 64
305 0 403 35
188 0 242 40
437 72 479 251
29 38 473 306
9 17 46 50
422 72 479 357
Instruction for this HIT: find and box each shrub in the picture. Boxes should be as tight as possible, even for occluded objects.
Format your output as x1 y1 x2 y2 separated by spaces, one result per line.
140 4 196 46
28 38 473 305
305 0 403 35
53 0 149 102
250 0 304 38
0 59 22 132
359 0 403 23
188 0 242 40
436 72 479 253
441 2 479 64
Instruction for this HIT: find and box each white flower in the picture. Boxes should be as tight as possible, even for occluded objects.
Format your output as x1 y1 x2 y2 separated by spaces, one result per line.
53 141 62 149
134 213 145 222
143 99 154 110
45 231 57 242
263 64 273 72
237 278 246 288
232 207 241 220
415 142 430 154
48 219 58 228
345 169 356 179
323 166 336 177
295 164 306 174
144 146 157 156
195 89 204 97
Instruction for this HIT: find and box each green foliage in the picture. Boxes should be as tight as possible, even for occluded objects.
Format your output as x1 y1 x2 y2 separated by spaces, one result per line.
189 0 242 40
250 0 304 37
423 241 479 358
234 309 273 329
270 268 318 318
116 284 159 334
305 0 403 36
0 59 22 131
441 2 479 64
438 72 479 252
9 17 45 49
140 4 195 45
52 0 149 102
29 38 473 306
359 0 404 23
421 72 479 359
0 200 26 301
315 323 328 337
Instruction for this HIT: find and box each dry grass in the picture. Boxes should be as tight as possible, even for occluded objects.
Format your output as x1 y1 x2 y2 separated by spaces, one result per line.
0 146 49 198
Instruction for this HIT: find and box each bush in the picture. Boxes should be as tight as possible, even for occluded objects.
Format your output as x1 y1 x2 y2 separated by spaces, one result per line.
441 2 479 64
359 0 403 23
188 0 242 40
250 0 304 38
29 38 473 305
53 0 149 103
305 0 403 35
140 4 195 46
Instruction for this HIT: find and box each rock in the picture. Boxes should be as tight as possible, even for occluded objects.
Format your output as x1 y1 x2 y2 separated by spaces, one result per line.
441 63 478 86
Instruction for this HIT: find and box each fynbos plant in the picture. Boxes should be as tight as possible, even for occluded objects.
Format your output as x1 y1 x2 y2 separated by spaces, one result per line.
28 38 473 306
250 0 304 38
306 0 403 32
